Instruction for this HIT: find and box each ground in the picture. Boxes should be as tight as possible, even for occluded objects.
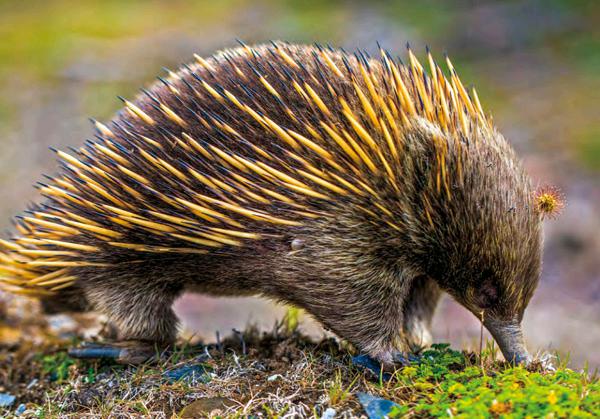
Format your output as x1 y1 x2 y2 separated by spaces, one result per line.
1 299 599 418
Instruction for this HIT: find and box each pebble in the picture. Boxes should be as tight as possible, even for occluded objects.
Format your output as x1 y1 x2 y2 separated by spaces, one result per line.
15 403 26 416
179 397 236 417
356 393 400 419
321 407 336 419
0 393 15 408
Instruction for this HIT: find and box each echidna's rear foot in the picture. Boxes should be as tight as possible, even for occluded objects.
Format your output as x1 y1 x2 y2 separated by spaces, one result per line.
68 340 163 364
404 320 434 353
403 276 442 353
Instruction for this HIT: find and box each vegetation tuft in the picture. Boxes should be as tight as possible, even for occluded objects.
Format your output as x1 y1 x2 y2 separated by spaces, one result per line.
388 343 599 418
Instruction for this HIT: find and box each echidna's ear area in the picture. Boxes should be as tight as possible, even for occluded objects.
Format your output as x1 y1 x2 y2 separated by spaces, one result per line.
0 41 495 296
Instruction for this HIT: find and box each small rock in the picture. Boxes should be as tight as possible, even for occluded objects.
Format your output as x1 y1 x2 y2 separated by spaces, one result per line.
267 374 283 382
163 364 211 383
76 388 102 407
321 407 336 419
15 403 26 416
356 392 400 419
179 397 236 417
0 393 16 408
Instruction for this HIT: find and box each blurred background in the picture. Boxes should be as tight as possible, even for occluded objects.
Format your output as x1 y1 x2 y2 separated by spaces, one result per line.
0 0 598 368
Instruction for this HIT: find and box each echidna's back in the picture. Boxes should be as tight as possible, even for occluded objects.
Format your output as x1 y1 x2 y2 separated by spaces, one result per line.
1 42 493 295
106 43 348 229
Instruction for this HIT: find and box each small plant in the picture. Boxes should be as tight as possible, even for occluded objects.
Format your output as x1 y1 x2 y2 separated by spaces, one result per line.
38 351 76 383
283 306 302 334
326 370 359 406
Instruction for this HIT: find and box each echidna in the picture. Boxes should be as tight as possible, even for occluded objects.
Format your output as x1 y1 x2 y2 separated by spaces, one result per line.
0 42 552 366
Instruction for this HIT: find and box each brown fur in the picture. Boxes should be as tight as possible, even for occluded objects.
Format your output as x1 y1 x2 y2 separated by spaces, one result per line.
1 43 543 364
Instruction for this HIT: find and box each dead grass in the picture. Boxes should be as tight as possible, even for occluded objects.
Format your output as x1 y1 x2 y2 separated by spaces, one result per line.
1 323 373 418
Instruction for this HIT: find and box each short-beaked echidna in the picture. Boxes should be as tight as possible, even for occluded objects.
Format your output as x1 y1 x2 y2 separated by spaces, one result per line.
0 42 547 365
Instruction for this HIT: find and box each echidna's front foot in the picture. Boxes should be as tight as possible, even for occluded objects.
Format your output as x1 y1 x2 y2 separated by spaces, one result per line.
68 340 163 364
370 350 416 372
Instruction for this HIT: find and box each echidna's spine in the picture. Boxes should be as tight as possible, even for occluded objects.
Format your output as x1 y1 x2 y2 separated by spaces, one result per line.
0 42 494 296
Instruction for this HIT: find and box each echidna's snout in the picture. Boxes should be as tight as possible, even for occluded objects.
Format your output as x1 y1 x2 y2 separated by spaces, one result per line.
484 318 531 365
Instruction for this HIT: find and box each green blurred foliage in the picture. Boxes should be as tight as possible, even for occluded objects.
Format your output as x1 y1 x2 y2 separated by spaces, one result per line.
0 0 235 79
0 0 597 199
0 0 597 181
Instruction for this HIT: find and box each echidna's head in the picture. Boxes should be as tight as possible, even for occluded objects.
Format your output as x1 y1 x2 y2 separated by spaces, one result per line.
404 120 543 364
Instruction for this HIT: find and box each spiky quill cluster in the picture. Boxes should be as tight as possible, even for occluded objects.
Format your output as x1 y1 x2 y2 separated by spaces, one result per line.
0 42 501 297
535 186 565 219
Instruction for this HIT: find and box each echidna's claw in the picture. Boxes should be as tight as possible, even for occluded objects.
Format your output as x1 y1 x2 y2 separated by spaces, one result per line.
352 351 419 379
391 352 407 366
68 340 160 364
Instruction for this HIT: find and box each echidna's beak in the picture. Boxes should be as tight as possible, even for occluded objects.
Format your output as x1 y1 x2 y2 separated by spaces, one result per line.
484 318 532 365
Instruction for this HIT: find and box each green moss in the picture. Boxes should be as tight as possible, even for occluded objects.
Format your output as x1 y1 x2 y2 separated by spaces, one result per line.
388 344 600 418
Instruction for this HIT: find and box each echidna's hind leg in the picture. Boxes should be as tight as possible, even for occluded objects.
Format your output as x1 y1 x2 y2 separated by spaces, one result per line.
69 275 182 364
402 276 442 353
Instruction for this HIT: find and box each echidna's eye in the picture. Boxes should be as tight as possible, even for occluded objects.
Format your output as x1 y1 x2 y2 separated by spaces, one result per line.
475 276 499 309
